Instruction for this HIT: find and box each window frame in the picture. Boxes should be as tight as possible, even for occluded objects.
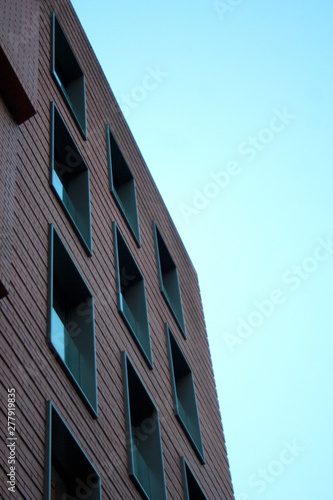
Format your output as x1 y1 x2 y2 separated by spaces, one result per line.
47 224 98 418
181 457 208 500
152 221 186 337
165 324 205 464
106 125 141 246
50 102 92 256
121 352 167 500
43 401 101 500
113 222 152 368
51 12 87 139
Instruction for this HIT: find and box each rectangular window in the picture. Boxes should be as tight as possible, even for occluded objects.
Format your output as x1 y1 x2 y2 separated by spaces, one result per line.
50 103 92 255
153 221 186 337
44 401 101 499
113 222 152 368
47 225 98 417
121 352 167 500
51 13 87 138
106 125 140 245
166 325 205 463
181 457 207 500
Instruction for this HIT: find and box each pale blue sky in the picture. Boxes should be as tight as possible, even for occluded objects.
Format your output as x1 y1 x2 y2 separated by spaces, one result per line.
71 1 333 498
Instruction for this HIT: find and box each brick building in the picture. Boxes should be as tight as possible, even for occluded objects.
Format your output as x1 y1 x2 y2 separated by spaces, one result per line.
0 0 235 498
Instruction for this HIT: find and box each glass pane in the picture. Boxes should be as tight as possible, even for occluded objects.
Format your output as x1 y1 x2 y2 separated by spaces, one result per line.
51 306 65 360
121 294 138 334
53 169 64 200
65 331 81 383
132 438 151 497
177 397 189 428
51 307 81 383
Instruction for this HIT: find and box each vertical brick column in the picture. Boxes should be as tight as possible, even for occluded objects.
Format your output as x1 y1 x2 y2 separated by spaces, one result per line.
0 99 18 298
0 0 39 297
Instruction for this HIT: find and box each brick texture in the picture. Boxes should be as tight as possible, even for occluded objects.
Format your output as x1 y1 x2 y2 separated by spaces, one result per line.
0 0 235 498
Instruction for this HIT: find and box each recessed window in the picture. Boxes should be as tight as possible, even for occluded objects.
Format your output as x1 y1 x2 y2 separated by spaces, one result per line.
166 325 205 463
181 458 207 500
50 103 92 255
0 279 8 300
51 13 87 138
106 125 140 245
44 402 101 500
47 225 97 417
121 352 167 500
153 222 186 337
113 223 152 368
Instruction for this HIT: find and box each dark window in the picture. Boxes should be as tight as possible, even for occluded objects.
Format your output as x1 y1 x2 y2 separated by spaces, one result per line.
0 279 8 300
181 458 207 500
47 225 97 416
0 45 36 124
50 103 92 255
44 402 101 499
153 221 186 337
166 325 204 463
122 352 167 500
113 223 152 368
51 13 86 138
106 125 140 245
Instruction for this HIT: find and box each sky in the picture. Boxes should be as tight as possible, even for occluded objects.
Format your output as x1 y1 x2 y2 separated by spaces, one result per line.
71 1 333 499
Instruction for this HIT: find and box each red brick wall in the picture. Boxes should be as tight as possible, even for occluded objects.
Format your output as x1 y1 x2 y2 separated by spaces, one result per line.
0 0 235 498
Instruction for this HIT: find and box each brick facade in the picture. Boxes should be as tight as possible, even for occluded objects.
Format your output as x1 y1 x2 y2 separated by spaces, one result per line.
0 1 235 498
